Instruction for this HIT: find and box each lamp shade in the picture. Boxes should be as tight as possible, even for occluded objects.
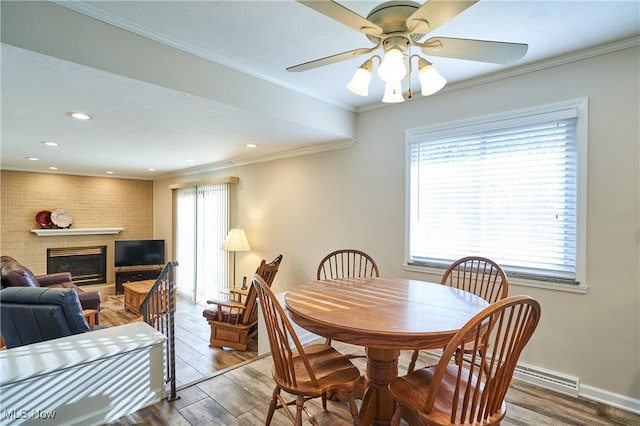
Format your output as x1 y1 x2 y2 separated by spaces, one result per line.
377 49 407 83
418 59 447 96
382 80 404 103
346 67 373 96
221 227 251 252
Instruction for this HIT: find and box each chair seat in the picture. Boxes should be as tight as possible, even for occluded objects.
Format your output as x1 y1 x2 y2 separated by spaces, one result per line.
390 364 505 425
277 343 362 396
202 307 242 324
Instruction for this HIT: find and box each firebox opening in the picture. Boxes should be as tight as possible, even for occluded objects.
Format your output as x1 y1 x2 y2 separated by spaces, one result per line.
47 245 107 286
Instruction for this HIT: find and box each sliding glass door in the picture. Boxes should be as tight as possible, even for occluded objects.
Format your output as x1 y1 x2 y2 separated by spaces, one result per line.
175 183 228 304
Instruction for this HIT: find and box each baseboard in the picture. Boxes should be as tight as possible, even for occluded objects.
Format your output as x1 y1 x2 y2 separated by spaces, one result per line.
579 384 640 416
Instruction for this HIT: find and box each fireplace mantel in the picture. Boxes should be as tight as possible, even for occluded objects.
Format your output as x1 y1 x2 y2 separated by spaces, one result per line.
31 228 124 237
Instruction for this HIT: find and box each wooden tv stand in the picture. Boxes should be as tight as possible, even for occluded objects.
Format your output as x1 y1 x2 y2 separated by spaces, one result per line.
115 267 162 295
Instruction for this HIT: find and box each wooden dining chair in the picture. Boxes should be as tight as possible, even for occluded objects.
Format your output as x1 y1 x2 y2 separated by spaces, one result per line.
317 249 379 348
252 274 362 426
202 254 282 351
407 256 509 373
316 249 379 280
390 295 541 426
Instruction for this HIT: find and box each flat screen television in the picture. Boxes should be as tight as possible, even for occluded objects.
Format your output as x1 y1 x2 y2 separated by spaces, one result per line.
114 239 165 267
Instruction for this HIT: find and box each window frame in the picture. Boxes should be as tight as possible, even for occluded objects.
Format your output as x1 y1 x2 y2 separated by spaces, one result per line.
404 98 589 294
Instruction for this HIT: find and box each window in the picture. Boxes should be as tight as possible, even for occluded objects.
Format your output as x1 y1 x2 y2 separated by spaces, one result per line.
175 182 230 304
406 99 587 287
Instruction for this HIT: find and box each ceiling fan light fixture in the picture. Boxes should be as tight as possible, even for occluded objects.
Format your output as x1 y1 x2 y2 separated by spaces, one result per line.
292 0 529 105
382 80 404 103
418 58 447 96
377 49 407 82
346 59 373 96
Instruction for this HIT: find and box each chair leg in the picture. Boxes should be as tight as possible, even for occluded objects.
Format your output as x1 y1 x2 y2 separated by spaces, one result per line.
390 406 402 426
295 395 305 426
407 350 419 374
346 391 361 425
266 385 280 426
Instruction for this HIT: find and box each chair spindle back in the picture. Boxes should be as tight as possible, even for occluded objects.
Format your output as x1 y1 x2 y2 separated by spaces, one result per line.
242 254 283 326
316 249 379 280
442 256 509 303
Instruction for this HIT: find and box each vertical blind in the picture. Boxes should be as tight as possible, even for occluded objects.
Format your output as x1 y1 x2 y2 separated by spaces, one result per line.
175 183 229 303
176 186 196 299
408 111 578 280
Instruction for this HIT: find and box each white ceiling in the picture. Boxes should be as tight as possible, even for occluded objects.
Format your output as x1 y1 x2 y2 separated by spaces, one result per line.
1 1 639 179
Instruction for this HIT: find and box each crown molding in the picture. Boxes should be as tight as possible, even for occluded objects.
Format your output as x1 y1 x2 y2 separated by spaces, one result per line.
157 139 357 179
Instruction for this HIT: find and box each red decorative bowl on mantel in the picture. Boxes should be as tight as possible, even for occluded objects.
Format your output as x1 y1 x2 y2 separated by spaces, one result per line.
35 210 54 229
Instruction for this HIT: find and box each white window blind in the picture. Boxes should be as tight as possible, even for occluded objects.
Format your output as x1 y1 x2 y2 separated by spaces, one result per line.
408 108 580 282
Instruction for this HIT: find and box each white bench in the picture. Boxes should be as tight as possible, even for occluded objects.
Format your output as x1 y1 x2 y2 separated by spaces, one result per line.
0 322 166 425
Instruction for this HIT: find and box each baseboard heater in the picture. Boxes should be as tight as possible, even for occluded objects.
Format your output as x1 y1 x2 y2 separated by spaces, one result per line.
513 363 579 397
423 349 580 397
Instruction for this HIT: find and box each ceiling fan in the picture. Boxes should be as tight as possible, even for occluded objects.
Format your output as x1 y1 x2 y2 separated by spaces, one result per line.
287 0 528 102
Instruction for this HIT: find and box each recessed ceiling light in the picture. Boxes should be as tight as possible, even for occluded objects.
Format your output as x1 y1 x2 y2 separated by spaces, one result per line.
67 112 92 120
186 159 196 162
48 166 58 170
26 157 39 161
246 143 258 148
106 171 115 175
147 168 156 171
42 141 58 147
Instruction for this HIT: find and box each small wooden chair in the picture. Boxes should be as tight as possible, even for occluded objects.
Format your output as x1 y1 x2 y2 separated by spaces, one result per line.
203 254 282 351
316 249 379 280
407 256 509 373
390 295 541 426
252 274 362 426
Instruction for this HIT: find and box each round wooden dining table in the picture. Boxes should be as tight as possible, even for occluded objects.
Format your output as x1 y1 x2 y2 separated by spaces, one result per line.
284 277 489 426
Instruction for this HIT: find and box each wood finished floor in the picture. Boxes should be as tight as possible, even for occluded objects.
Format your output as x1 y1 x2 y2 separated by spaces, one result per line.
170 296 258 388
110 337 639 426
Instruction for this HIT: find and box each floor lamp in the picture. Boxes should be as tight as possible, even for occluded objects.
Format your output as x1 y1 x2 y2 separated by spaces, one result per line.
221 227 251 290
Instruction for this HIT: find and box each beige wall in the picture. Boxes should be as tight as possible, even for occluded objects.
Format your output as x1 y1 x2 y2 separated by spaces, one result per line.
155 46 640 407
0 171 154 282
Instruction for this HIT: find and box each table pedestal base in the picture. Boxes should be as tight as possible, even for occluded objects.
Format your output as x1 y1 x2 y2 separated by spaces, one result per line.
360 348 400 426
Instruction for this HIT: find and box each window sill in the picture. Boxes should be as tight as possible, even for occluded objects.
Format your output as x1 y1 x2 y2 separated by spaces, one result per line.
403 264 588 295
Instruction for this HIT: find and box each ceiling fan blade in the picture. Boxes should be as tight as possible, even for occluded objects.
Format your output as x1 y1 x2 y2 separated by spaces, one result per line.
419 37 528 64
297 0 383 38
287 46 378 72
406 0 478 34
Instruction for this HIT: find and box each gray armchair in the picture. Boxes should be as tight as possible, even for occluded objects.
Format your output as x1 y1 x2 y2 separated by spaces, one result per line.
0 287 91 349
